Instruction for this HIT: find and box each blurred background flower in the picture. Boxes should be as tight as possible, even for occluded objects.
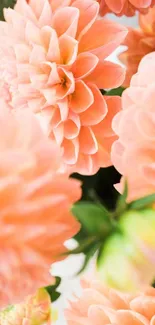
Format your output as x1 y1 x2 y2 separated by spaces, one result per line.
112 51 155 201
0 104 81 307
0 288 52 325
65 277 155 325
98 0 155 16
119 6 155 86
98 209 155 292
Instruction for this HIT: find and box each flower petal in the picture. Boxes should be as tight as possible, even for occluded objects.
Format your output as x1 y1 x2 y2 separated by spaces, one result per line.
70 80 94 113
71 52 99 79
79 126 98 154
79 19 127 60
85 61 125 89
52 7 79 38
80 84 107 126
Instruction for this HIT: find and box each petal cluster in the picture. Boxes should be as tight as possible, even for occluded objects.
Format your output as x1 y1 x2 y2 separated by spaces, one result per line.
65 278 155 325
119 7 155 86
0 103 81 307
0 0 127 175
0 288 51 325
112 52 155 201
98 0 155 16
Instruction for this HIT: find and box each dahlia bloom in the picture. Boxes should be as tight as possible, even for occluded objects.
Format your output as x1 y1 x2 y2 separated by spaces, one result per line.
0 0 127 175
0 288 51 325
98 0 155 16
112 52 155 201
0 103 81 307
65 278 155 325
120 7 155 86
98 209 155 292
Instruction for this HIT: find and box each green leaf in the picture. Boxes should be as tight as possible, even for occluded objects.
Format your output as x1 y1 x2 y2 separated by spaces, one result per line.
45 277 61 302
72 202 111 236
129 193 155 210
105 87 125 97
65 236 97 255
77 241 100 274
115 180 128 218
0 0 16 20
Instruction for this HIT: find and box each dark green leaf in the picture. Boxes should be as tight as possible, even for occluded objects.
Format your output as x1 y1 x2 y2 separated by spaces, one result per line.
105 87 125 97
45 277 61 302
129 193 155 210
72 202 111 236
152 279 155 288
0 0 16 20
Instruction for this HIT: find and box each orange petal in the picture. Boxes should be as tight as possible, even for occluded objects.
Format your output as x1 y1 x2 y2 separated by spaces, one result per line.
59 34 78 65
73 0 99 40
71 52 99 79
79 19 127 59
79 126 98 154
52 7 79 38
97 96 121 137
70 80 94 113
106 0 126 13
80 84 107 126
63 138 79 164
41 26 60 63
85 61 125 89
64 113 80 139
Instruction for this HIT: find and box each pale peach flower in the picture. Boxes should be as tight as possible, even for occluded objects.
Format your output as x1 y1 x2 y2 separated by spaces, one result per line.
120 7 155 87
0 0 127 175
98 0 155 16
65 278 155 325
0 102 81 307
0 288 51 325
112 52 155 201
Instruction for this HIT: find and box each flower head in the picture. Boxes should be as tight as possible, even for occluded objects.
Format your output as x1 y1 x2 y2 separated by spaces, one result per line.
0 102 81 307
65 278 155 325
120 6 155 86
98 0 155 16
0 0 127 175
0 288 51 325
112 52 155 201
97 209 155 292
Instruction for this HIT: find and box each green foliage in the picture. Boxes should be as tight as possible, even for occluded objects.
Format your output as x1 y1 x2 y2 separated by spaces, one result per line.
114 180 128 218
129 193 155 210
45 277 61 302
0 0 16 20
72 202 110 236
105 87 125 97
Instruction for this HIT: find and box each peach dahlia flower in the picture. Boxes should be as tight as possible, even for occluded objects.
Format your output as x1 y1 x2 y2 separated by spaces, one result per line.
0 289 51 325
112 52 155 201
120 7 155 87
0 102 81 307
0 0 127 175
98 0 155 16
65 278 155 325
